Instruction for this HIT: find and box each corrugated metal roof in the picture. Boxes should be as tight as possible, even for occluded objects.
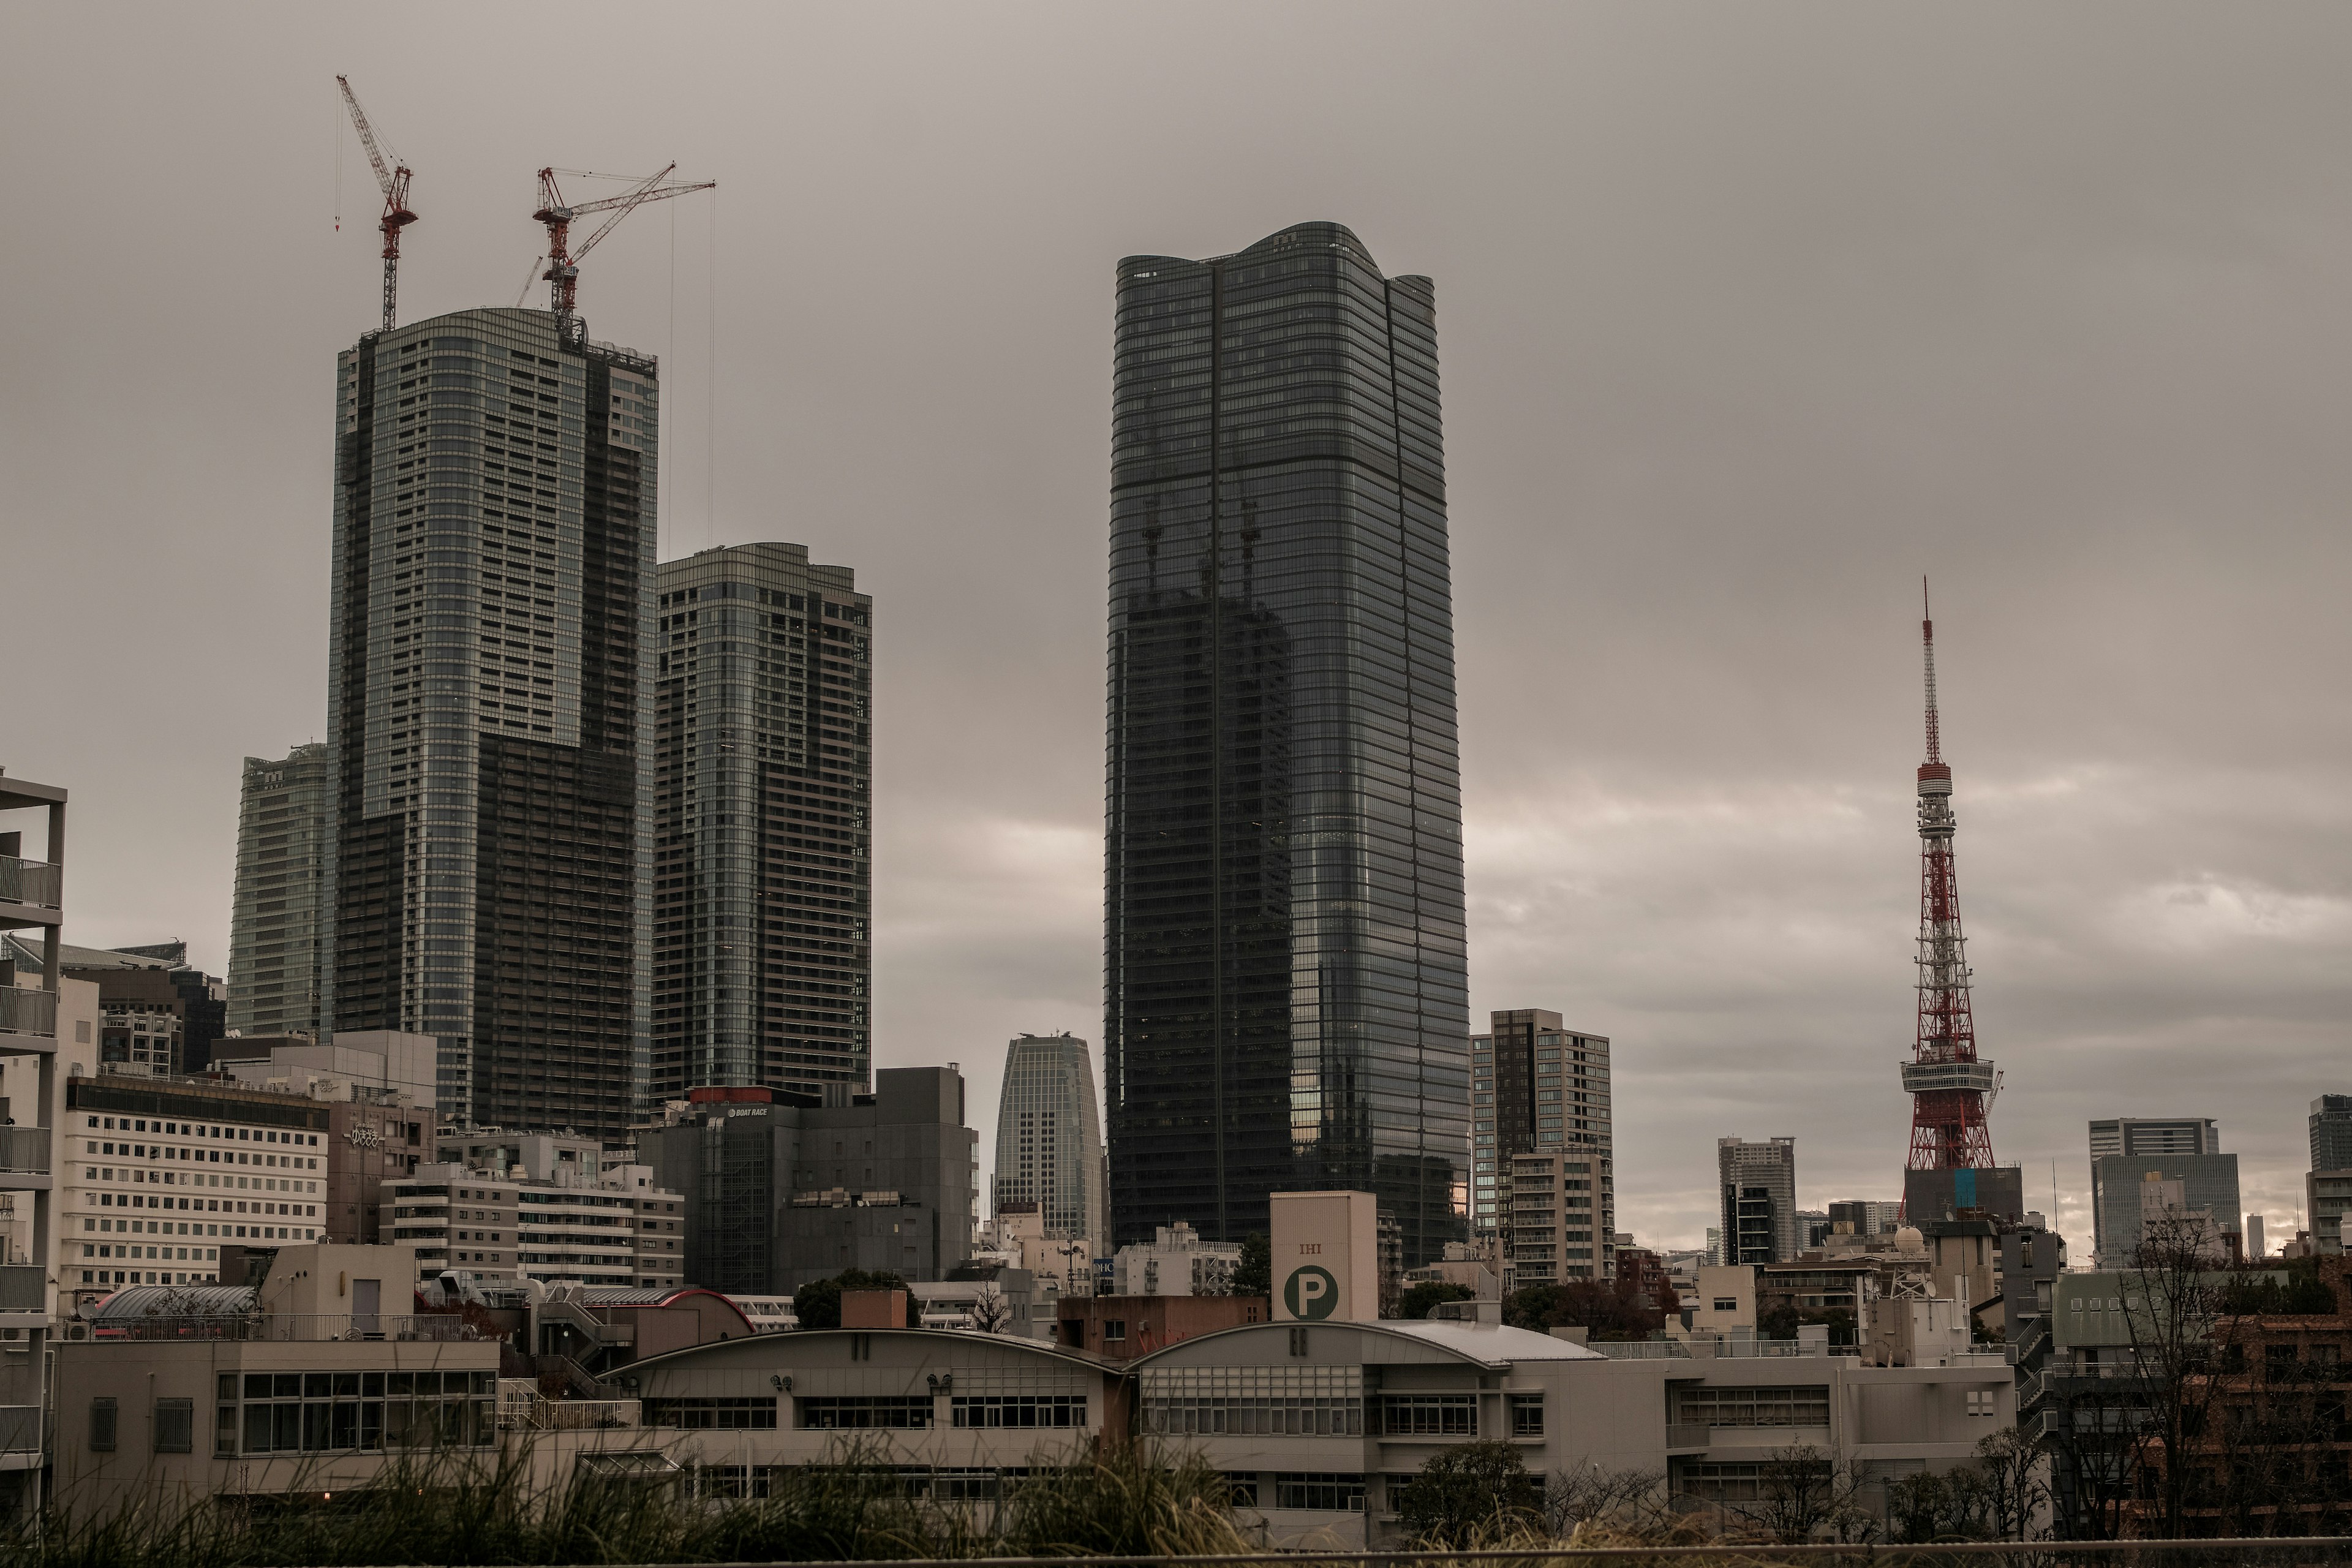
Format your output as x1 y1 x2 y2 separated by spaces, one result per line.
86 1284 257 1321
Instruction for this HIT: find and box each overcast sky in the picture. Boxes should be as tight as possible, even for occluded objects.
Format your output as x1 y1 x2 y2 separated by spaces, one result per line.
6 4 2349 1254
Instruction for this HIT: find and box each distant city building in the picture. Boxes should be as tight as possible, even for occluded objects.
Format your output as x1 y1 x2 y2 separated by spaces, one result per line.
1798 1208 1833 1250
1471 1011 1612 1259
651 543 872 1104
1719 1137 1798 1265
325 307 656 1141
1508 1150 1612 1287
1903 1164 2026 1224
226 744 332 1040
6 940 209 1077
1110 1221 1241 1297
384 1133 684 1289
1828 1199 1902 1237
211 1029 437 1108
2089 1117 2221 1160
107 942 228 1076
2311 1095 2352 1174
636 1066 977 1294
2090 1153 2243 1266
1704 1226 1722 1267
2245 1213 2266 1258
992 1033 1107 1245
1102 222 1466 1267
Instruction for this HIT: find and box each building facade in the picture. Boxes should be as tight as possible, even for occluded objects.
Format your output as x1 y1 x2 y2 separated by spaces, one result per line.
636 1066 977 1295
59 1072 429 1292
1719 1137 1798 1265
2089 1152 2242 1267
992 1033 1107 1245
2087 1117 2220 1161
383 1146 684 1289
1102 222 1468 1267
1470 1011 1612 1250
325 307 654 1139
1507 1150 1613 1287
650 543 871 1103
227 744 333 1039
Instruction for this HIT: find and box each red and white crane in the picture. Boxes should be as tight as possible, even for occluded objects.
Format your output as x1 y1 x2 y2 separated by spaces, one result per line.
336 76 417 334
532 165 714 340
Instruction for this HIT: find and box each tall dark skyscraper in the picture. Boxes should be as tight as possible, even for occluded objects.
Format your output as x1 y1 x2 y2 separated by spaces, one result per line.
325 307 654 1139
652 543 872 1101
1103 221 1468 1266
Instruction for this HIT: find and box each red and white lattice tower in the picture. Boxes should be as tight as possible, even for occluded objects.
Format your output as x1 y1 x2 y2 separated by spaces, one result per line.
1902 586 1997 1188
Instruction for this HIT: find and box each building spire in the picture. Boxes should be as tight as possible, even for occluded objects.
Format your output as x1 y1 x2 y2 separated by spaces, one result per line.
1921 576 1940 767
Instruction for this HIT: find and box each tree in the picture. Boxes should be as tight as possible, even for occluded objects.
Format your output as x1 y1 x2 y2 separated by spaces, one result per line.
1395 1281 1476 1321
793 1267 918 1330
1544 1464 1667 1536
1733 1444 1875 1544
1503 1278 1663 1341
2117 1208 2241 1537
967 1283 1012 1335
1227 1231 1271 1298
1971 1425 2051 1542
1392 1439 1542 1547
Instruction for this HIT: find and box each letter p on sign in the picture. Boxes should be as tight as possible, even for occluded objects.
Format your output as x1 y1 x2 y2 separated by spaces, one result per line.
1284 1264 1339 1320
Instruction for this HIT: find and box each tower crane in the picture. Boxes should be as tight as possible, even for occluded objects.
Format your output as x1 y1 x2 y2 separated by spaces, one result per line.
532 165 715 341
336 77 417 333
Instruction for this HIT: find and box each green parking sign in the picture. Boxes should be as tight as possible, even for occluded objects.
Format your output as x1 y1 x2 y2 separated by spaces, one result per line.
1284 1264 1339 1320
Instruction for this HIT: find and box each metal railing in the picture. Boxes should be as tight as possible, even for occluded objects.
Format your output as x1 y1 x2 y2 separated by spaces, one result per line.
0 987 55 1039
500 1397 641 1432
573 1545 2352 1567
0 858 60 911
62 1312 494 1343
0 1266 42 1313
0 1406 34 1456
0 1125 50 1175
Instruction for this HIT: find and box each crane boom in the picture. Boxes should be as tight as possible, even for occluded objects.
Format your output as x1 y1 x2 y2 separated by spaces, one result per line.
336 76 416 333
532 165 714 341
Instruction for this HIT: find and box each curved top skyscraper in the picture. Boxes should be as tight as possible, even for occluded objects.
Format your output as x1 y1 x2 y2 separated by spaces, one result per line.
1103 222 1468 1267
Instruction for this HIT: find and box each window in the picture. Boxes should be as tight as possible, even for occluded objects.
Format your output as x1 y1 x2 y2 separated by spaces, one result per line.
1225 1473 1260 1507
951 1395 1087 1429
1287 1326 1310 1357
89 1397 116 1452
644 1397 776 1430
1965 1390 1995 1417
1510 1392 1544 1436
796 1395 930 1430
232 1370 495 1453
1381 1395 1477 1436
154 1398 194 1454
1272 1472 1364 1511
1672 1385 1831 1429
1713 1298 1738 1312
1101 1319 1126 1343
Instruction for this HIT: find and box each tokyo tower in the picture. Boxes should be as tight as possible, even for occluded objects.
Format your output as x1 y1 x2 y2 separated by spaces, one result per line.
1902 584 1998 1192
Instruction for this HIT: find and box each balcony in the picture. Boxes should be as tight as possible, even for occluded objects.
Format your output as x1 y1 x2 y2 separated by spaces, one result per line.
0 1266 44 1314
0 858 61 929
0 1125 48 1182
0 1406 38 1469
0 987 55 1042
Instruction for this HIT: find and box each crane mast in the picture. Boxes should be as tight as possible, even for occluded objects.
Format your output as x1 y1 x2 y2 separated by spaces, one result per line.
336 77 417 333
532 165 715 342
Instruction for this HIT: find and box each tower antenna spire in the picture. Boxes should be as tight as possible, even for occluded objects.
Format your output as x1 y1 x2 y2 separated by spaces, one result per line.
1899 584 1996 1214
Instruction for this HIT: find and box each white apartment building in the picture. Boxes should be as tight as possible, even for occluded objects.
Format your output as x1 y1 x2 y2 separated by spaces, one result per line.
1508 1150 1605 1289
1111 1221 1240 1297
383 1153 685 1290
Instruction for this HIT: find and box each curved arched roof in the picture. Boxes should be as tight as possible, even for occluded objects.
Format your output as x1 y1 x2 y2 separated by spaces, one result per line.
619 1325 1120 1381
1128 1317 1605 1372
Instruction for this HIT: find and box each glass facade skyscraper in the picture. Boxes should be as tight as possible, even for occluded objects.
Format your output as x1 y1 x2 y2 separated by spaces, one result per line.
652 543 872 1099
1103 222 1468 1267
992 1033 1109 1244
227 742 332 1038
325 307 654 1137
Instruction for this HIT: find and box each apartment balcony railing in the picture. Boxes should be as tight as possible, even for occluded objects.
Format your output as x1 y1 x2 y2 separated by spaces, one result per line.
0 859 60 911
0 1407 36 1456
0 1267 45 1313
0 987 56 1040
0 1126 49 1175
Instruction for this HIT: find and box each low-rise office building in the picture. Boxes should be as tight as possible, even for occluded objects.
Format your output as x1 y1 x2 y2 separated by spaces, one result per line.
1110 1221 1240 1297
1131 1303 2014 1545
383 1146 685 1290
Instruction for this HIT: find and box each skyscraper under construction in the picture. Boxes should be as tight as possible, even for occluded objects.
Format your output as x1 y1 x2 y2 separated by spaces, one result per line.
325 307 655 1137
1102 221 1468 1266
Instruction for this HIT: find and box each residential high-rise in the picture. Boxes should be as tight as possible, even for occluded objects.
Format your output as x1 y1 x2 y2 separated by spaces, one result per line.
2090 1153 2242 1267
1102 222 1467 1266
323 307 655 1139
650 544 870 1101
227 744 332 1039
2088 1117 2221 1159
1719 1136 1798 1265
1471 1010 1613 1277
2310 1096 2352 1173
992 1033 1107 1245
